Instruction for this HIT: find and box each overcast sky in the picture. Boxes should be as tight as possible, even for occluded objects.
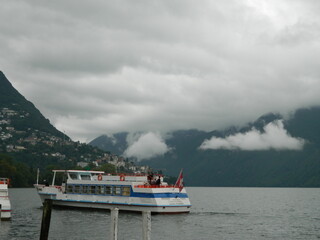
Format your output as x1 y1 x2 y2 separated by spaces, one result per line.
1 0 320 143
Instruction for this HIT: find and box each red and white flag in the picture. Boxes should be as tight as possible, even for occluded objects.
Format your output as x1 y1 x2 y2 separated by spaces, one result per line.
174 169 184 192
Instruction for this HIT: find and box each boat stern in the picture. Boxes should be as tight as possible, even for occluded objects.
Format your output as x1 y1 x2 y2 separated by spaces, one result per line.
0 178 12 220
132 185 192 213
34 184 61 203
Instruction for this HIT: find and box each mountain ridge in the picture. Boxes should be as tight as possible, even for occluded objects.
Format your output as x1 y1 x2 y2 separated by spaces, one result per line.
0 71 143 186
0 71 67 138
90 107 320 187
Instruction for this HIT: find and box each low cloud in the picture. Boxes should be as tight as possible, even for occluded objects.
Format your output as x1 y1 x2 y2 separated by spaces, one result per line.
124 132 170 161
199 120 305 151
2 1 320 142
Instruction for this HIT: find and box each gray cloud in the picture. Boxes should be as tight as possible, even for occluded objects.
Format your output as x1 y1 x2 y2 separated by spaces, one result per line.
124 132 170 161
1 1 320 142
199 120 305 151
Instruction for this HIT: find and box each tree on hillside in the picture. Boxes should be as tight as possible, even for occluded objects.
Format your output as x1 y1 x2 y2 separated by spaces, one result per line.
95 163 116 173
0 154 16 180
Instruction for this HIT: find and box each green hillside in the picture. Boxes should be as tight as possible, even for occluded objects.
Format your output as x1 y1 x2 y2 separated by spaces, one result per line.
0 71 66 138
0 71 137 187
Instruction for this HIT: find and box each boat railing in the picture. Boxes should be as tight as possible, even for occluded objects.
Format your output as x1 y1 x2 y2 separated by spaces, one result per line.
107 173 163 177
134 185 175 188
0 178 9 185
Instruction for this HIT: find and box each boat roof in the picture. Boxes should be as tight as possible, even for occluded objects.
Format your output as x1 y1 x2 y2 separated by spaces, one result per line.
52 170 104 174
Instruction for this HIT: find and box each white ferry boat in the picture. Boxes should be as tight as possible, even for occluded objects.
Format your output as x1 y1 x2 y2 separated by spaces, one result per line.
34 170 191 214
0 178 12 220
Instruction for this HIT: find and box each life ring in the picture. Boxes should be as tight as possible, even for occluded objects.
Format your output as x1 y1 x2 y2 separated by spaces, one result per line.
97 174 103 181
120 174 125 181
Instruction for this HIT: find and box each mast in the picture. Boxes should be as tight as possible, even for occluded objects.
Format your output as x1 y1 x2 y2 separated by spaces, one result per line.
51 171 57 186
36 168 40 185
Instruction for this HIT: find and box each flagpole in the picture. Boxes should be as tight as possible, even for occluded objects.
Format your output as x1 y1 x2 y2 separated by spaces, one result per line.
36 168 40 185
174 169 184 192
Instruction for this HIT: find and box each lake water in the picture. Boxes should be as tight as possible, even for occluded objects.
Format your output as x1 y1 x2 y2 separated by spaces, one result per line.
1 187 320 239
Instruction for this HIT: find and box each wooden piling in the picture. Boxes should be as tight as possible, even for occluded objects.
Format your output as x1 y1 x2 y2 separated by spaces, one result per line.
142 211 151 240
110 208 119 240
39 199 52 240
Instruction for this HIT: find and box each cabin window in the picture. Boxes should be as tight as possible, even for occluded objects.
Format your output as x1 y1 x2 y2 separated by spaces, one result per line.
113 186 121 196
122 186 130 196
67 185 73 193
69 173 78 180
74 185 81 193
80 174 91 180
105 186 111 195
82 185 88 194
90 185 96 194
96 185 105 194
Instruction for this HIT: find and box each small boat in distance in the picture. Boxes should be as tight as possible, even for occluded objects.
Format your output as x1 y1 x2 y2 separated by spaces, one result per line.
34 170 191 214
0 178 12 220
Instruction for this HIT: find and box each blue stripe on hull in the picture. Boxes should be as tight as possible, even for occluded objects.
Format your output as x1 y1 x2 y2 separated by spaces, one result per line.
53 198 191 208
39 193 191 207
130 192 188 198
39 191 189 198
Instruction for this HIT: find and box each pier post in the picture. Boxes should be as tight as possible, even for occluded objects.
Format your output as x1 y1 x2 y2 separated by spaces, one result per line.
142 211 151 240
39 199 52 240
110 208 119 240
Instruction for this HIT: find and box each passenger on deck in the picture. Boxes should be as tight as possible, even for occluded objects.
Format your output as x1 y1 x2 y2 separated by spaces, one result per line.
147 173 153 185
156 177 161 186
44 179 49 186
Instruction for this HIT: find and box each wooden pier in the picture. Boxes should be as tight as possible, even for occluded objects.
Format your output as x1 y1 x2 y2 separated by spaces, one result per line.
39 200 152 240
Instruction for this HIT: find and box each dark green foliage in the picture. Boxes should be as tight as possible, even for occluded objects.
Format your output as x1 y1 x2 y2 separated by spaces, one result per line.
0 154 16 179
0 154 34 187
94 163 116 173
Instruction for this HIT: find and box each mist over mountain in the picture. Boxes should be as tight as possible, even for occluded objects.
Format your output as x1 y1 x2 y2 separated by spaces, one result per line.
89 132 128 156
2 69 319 187
90 107 320 187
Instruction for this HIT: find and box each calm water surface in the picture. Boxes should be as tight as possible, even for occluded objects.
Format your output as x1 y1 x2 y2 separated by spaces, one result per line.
1 187 319 239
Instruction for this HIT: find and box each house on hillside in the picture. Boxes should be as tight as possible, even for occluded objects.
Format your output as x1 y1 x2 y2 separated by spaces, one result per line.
77 161 88 168
108 155 125 168
24 136 38 145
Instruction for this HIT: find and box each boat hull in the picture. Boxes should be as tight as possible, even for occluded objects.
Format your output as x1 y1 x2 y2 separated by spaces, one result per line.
48 199 190 214
34 171 191 214
0 209 11 220
0 179 11 221
38 193 191 214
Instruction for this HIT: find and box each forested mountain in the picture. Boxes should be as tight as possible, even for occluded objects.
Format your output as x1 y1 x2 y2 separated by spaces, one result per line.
0 71 104 169
90 107 320 187
90 132 128 156
0 71 67 138
3 70 319 187
0 71 134 187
